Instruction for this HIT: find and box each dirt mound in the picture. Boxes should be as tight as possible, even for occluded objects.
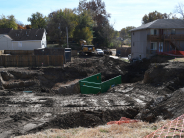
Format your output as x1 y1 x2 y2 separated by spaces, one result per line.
137 87 184 122
143 62 184 83
27 108 139 134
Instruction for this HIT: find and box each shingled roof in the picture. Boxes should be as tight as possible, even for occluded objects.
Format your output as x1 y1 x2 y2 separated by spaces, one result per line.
7 29 45 41
130 19 184 32
0 28 13 34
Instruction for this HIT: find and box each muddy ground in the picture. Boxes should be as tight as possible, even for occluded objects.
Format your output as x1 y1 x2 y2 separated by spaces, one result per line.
0 55 184 138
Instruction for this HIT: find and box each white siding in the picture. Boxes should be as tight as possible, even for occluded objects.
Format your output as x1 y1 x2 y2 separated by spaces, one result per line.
0 36 12 50
0 34 5 38
12 41 42 50
131 29 147 59
0 30 46 50
41 32 47 48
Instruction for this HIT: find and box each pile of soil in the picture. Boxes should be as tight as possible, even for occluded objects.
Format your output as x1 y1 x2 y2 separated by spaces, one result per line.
136 62 184 122
28 108 139 134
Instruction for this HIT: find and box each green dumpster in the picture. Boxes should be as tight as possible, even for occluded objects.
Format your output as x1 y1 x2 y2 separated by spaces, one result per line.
79 73 121 94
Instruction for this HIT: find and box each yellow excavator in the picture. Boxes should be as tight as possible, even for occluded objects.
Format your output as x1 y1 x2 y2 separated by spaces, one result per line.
79 39 95 56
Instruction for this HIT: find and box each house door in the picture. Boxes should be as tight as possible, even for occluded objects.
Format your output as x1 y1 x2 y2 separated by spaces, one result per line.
159 42 163 52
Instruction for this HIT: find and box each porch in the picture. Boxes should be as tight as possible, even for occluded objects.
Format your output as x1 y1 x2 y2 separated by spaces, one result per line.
148 34 184 51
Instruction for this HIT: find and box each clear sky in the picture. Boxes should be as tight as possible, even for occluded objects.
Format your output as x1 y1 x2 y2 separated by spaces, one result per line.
0 0 182 31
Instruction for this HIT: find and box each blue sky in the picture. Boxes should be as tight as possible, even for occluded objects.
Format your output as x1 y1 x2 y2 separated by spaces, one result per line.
0 0 182 31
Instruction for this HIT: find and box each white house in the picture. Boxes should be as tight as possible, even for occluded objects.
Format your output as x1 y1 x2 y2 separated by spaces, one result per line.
0 28 47 50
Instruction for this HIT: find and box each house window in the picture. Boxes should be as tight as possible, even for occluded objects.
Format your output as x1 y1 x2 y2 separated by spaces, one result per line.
151 42 157 50
150 29 157 35
171 29 176 35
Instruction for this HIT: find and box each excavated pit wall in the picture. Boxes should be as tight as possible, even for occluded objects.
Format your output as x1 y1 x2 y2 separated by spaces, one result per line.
2 57 184 137
0 56 148 94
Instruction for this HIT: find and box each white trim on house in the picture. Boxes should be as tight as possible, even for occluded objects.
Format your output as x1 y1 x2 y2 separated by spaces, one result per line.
151 42 157 50
4 35 13 40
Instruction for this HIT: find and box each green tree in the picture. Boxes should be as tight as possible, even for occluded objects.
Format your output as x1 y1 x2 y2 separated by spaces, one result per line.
120 26 135 39
125 26 136 37
142 11 177 24
119 28 126 39
47 8 77 46
0 14 18 29
76 0 112 47
73 10 94 44
101 23 115 47
27 12 47 29
142 11 164 24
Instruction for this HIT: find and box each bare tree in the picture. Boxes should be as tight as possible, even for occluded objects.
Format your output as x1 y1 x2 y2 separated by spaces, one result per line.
175 2 184 19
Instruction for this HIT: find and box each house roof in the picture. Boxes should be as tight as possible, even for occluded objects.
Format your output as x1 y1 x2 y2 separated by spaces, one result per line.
0 28 13 34
8 29 45 41
130 19 184 32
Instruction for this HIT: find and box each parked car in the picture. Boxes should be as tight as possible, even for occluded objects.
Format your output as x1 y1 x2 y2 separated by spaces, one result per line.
96 49 104 56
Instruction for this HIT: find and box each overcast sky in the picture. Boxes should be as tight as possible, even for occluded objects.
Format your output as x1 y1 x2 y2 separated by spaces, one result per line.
0 0 182 31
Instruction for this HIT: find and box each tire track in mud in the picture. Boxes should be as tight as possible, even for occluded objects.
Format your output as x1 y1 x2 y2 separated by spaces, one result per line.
0 106 136 114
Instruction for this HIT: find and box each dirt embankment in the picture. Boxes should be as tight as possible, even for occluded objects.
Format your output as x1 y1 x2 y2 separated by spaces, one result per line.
1 56 184 138
137 62 184 122
0 56 148 94
0 56 146 138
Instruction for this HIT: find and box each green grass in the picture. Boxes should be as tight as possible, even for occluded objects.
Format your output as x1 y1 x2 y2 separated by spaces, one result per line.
99 129 109 133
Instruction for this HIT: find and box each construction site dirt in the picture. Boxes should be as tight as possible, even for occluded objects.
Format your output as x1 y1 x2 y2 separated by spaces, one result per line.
0 55 184 138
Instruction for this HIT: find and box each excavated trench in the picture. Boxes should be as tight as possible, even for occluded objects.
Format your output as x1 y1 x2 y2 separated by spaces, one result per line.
1 56 184 138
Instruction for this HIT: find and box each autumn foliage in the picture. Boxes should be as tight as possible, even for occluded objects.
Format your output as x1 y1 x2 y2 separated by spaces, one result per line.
17 24 31 29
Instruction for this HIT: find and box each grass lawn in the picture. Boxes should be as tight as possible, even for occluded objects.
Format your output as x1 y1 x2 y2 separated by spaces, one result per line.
15 120 170 138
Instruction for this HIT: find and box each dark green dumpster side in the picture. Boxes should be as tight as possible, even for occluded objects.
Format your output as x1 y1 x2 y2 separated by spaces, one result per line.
79 73 121 94
101 75 121 93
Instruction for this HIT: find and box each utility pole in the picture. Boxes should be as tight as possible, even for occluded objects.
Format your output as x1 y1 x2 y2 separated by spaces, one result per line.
66 27 69 48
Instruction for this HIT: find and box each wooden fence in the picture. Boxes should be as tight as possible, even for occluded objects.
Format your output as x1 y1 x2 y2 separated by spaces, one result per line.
0 55 64 67
4 50 34 55
71 50 78 57
116 47 131 57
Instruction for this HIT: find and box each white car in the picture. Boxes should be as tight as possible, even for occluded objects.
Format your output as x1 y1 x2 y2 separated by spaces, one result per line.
96 49 104 56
